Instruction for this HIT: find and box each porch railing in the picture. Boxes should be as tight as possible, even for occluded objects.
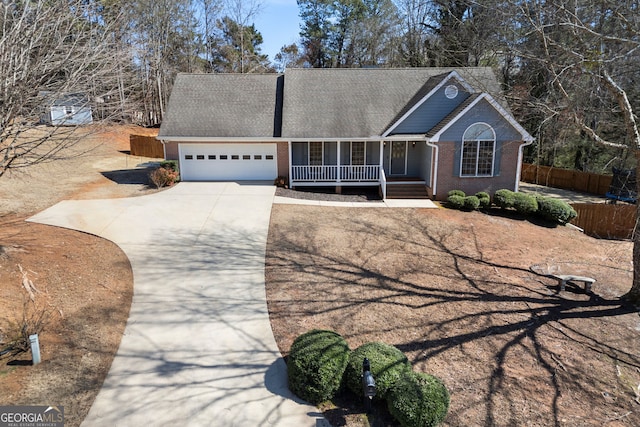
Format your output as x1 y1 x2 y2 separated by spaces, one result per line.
340 165 380 181
291 165 380 182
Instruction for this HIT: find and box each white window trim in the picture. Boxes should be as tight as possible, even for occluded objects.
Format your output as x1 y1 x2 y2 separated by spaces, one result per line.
460 123 496 178
308 141 323 165
350 141 366 165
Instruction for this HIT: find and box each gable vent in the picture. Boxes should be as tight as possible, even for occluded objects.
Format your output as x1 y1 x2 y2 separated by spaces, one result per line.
445 84 459 99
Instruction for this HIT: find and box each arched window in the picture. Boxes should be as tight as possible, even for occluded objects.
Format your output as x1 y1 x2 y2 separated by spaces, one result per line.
461 123 496 177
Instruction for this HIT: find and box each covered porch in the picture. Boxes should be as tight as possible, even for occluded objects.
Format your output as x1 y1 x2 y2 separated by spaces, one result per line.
288 139 433 198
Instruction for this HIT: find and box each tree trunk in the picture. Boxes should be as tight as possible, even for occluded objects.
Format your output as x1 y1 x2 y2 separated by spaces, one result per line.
626 150 640 304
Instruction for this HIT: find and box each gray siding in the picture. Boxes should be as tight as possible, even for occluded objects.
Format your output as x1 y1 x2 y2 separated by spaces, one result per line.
340 142 349 165
421 143 433 185
291 142 308 165
439 99 523 142
406 142 424 176
391 83 470 135
366 141 380 164
325 142 338 164
292 141 379 165
381 140 425 177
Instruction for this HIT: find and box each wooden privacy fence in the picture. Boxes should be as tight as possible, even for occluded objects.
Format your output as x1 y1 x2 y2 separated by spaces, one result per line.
522 163 612 195
570 203 637 239
130 134 164 158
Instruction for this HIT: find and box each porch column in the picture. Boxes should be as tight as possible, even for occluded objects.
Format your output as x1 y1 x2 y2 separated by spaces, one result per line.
379 139 384 171
336 140 341 184
288 140 293 189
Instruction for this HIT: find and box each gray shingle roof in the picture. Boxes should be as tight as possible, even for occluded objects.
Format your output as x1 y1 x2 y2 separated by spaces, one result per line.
281 67 503 138
158 73 283 139
159 68 505 140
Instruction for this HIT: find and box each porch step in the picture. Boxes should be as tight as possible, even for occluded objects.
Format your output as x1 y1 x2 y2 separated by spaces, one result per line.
385 183 430 199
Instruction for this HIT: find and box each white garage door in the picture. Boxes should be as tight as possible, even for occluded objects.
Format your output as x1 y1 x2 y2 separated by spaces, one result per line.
179 143 277 181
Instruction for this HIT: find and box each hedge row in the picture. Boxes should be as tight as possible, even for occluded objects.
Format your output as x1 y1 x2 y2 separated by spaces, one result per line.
287 329 450 427
447 189 577 224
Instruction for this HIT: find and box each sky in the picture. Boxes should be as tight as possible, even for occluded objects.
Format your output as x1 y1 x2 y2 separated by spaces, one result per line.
253 0 301 61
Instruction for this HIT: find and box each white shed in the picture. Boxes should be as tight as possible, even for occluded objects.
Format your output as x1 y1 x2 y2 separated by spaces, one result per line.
40 92 93 126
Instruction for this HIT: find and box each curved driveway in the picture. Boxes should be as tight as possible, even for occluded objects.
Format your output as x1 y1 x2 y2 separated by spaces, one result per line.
28 182 327 427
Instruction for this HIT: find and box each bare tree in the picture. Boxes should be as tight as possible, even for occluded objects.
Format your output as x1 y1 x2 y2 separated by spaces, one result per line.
125 0 202 125
197 0 224 70
504 0 640 303
0 0 125 178
397 0 437 66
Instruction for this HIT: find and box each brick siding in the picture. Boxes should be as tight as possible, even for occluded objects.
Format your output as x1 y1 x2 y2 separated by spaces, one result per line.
434 140 522 200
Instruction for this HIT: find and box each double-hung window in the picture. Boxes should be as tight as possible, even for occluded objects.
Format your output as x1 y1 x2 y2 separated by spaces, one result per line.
461 123 495 177
351 141 365 165
309 142 323 165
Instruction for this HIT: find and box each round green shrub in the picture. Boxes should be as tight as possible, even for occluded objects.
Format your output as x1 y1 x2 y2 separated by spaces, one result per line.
536 197 578 223
463 195 480 210
387 371 450 427
493 189 515 209
345 342 411 399
447 189 466 198
513 192 538 215
160 160 179 172
287 329 351 404
447 194 465 209
475 192 491 209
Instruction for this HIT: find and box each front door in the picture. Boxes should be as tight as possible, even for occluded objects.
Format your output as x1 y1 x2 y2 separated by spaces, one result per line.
390 141 407 175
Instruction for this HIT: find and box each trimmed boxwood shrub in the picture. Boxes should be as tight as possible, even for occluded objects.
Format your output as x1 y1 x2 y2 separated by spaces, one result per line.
537 197 578 224
513 192 538 215
463 195 480 210
387 371 450 427
447 194 465 209
345 342 411 399
493 189 515 209
287 329 351 404
475 192 491 209
447 189 466 198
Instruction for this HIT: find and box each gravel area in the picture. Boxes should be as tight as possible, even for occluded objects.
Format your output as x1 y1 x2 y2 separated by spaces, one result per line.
275 186 382 202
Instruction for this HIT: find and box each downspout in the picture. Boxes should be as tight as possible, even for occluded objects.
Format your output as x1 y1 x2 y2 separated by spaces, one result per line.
177 143 184 180
515 139 534 192
425 139 439 199
159 138 167 160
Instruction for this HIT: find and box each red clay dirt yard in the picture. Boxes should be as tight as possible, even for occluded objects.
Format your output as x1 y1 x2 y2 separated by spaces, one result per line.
266 205 640 426
0 125 160 427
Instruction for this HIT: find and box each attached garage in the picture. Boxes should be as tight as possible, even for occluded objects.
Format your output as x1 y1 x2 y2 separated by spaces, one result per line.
179 143 277 181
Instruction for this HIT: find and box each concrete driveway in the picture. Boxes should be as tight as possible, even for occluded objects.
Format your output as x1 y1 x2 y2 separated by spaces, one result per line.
28 182 327 427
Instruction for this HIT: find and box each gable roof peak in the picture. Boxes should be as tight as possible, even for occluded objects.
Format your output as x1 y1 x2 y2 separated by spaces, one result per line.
382 70 478 136
427 92 534 142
